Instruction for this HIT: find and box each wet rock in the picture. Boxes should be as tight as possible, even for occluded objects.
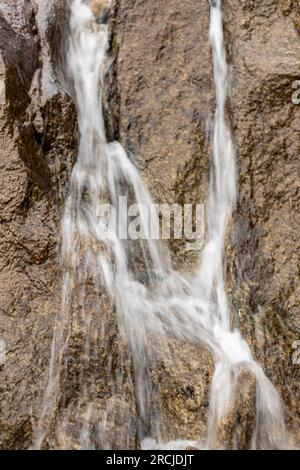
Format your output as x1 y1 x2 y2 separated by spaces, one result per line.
149 341 213 442
223 0 300 442
0 0 299 450
0 0 77 449
231 289 300 443
104 0 215 441
104 0 300 447
91 0 111 24
0 340 6 365
224 0 300 322
106 0 213 272
214 363 256 450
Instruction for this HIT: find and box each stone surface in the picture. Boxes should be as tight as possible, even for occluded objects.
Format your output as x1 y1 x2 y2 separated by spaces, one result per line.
224 0 300 323
223 0 300 441
109 0 299 447
106 0 215 443
214 363 256 450
107 0 213 271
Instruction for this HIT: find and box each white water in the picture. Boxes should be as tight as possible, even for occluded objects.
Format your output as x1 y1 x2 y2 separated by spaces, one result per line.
34 0 290 450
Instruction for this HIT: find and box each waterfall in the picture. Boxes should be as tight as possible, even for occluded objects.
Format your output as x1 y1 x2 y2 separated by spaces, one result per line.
33 0 291 450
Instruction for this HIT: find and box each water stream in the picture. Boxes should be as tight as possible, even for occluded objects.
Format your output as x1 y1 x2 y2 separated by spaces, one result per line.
33 0 290 450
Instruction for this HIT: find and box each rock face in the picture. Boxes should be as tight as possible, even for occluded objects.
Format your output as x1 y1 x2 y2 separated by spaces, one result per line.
0 0 299 449
106 0 216 445
223 0 300 438
224 0 300 323
109 0 300 445
0 0 77 449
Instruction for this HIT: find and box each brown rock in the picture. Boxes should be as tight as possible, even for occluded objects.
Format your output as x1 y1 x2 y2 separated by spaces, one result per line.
0 0 77 449
108 0 213 271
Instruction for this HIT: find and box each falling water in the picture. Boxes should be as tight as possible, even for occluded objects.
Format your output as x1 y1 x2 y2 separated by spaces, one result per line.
34 0 291 450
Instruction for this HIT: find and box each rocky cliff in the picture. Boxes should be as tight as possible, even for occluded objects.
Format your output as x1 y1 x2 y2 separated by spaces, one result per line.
0 0 77 449
0 0 298 449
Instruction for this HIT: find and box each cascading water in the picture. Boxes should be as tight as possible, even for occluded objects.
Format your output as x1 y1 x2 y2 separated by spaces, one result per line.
34 0 292 450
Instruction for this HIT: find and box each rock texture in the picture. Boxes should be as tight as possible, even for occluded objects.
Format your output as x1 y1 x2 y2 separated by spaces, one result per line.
109 0 300 445
0 0 77 449
223 0 300 439
106 0 217 444
107 0 213 271
225 0 300 323
0 0 299 449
